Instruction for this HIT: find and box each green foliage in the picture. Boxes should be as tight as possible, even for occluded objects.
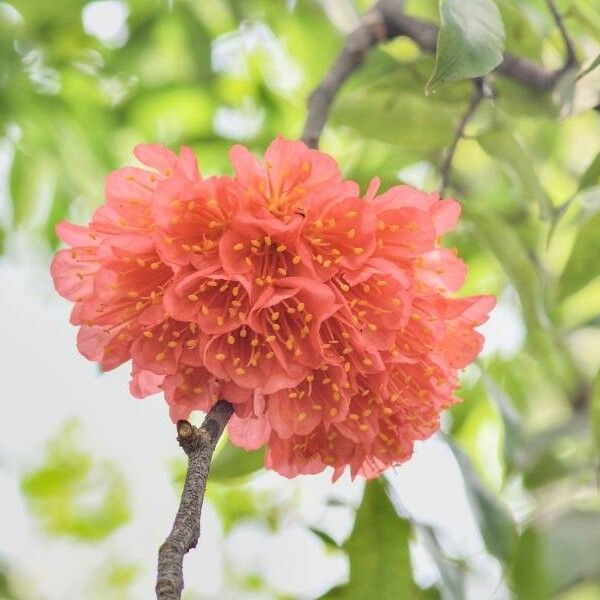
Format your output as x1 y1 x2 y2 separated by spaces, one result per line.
450 442 517 563
514 510 600 597
577 52 600 81
591 369 600 448
426 0 505 93
21 421 130 542
559 210 600 299
206 484 269 532
577 152 600 192
477 128 554 219
330 480 424 600
210 439 265 481
417 525 466 600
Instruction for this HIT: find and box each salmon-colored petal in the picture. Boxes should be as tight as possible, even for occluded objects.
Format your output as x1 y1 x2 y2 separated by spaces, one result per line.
130 368 165 398
228 413 271 450
431 198 461 235
133 143 178 173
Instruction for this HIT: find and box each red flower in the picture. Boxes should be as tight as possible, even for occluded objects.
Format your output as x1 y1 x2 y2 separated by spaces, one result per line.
51 137 494 479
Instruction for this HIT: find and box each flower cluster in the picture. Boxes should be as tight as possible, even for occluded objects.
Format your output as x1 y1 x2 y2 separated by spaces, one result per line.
51 137 494 479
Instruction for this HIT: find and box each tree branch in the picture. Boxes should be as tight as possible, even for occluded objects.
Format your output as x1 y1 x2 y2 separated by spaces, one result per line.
439 78 486 196
156 400 234 600
301 0 576 149
545 0 577 69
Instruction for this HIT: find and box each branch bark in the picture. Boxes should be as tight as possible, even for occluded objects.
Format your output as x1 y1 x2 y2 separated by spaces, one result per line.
439 78 486 196
545 0 577 69
301 0 576 149
156 400 234 600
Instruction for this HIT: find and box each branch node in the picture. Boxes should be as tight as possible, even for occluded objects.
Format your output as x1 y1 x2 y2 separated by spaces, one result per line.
176 420 194 440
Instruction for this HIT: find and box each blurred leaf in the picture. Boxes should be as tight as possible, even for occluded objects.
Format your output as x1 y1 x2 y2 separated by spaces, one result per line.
418 525 465 600
310 527 340 549
333 88 458 149
42 183 71 250
482 375 527 470
558 210 600 299
496 0 543 60
530 510 600 593
591 369 600 449
494 77 558 118
426 0 505 93
332 479 421 599
210 440 265 481
9 149 43 227
578 152 600 193
524 415 590 466
450 442 517 563
0 559 16 600
127 87 216 144
522 451 571 488
511 526 551 600
21 421 130 542
478 129 554 219
463 206 545 330
577 53 600 81
206 484 263 532
86 558 140 600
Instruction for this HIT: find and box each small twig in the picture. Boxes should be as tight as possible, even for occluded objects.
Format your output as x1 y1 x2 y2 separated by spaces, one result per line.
302 0 577 149
440 78 486 196
156 400 234 600
545 0 577 69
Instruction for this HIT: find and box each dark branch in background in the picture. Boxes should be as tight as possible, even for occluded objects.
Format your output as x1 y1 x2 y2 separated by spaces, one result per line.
545 0 577 68
439 78 487 196
301 0 577 150
156 400 233 600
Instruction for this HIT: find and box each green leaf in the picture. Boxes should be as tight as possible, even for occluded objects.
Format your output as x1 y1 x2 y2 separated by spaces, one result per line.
21 421 130 542
310 527 341 549
334 480 421 600
511 526 551 600
332 88 458 149
42 183 71 250
206 484 264 532
426 0 505 93
463 206 546 331
547 511 600 590
209 440 265 481
332 55 471 149
577 52 600 80
578 152 600 192
482 376 527 471
591 369 600 449
478 129 554 219
449 442 517 563
558 210 600 299
127 87 216 144
522 451 571 488
9 149 44 227
418 525 465 600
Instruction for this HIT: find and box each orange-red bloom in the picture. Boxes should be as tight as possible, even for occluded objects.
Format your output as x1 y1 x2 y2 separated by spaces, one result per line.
51 137 494 479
